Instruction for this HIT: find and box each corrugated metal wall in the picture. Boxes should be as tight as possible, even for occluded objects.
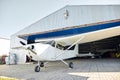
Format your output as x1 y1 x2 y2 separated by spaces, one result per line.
16 5 120 35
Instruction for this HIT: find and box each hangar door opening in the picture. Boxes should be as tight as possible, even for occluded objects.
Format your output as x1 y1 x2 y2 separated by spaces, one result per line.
78 35 120 58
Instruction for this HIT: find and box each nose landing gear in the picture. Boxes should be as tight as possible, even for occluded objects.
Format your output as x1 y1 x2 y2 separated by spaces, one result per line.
35 65 40 72
35 61 44 72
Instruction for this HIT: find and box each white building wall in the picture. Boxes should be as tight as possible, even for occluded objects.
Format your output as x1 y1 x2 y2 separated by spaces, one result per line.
10 48 27 64
0 38 10 56
10 35 27 64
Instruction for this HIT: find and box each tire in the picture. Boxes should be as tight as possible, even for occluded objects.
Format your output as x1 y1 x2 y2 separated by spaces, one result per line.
35 66 40 72
40 62 44 67
69 62 73 68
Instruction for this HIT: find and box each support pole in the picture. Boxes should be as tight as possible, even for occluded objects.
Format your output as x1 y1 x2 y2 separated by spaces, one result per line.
54 36 85 67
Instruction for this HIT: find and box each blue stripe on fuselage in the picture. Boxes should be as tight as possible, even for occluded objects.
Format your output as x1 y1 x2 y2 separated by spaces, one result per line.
25 21 120 41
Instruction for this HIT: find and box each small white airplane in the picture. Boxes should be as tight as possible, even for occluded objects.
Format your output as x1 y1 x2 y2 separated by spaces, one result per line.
13 19 120 72
14 39 82 72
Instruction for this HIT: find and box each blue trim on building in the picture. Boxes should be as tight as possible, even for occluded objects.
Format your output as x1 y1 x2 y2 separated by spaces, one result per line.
21 21 120 41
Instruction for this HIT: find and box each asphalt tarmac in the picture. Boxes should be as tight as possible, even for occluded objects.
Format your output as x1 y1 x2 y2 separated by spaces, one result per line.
0 58 120 80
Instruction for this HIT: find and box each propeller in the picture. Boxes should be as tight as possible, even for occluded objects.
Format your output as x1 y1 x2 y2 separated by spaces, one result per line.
20 41 35 51
20 41 26 45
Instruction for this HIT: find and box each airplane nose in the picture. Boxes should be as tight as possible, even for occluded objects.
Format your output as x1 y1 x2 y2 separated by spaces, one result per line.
27 45 35 50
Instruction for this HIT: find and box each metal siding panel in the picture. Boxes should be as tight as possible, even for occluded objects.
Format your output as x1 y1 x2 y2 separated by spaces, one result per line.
13 5 120 37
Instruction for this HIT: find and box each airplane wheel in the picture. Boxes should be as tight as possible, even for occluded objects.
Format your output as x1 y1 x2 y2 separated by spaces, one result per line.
35 66 40 72
69 62 73 68
40 62 44 67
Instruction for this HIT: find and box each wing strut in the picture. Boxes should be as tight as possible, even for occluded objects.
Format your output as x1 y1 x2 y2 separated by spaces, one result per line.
54 36 85 68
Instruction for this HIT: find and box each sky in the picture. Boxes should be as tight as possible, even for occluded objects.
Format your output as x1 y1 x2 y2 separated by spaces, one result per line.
0 0 120 39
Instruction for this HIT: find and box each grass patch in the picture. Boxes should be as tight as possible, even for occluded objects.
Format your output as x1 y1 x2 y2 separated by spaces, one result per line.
0 76 21 80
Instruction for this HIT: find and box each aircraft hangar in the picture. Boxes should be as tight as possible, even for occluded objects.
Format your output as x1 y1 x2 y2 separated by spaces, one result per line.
10 5 120 64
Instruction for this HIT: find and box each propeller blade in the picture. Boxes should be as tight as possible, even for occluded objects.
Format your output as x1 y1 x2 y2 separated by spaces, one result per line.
20 41 26 45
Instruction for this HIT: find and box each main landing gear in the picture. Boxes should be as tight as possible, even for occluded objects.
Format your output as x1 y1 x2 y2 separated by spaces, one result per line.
69 62 73 68
61 60 74 69
34 61 74 72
